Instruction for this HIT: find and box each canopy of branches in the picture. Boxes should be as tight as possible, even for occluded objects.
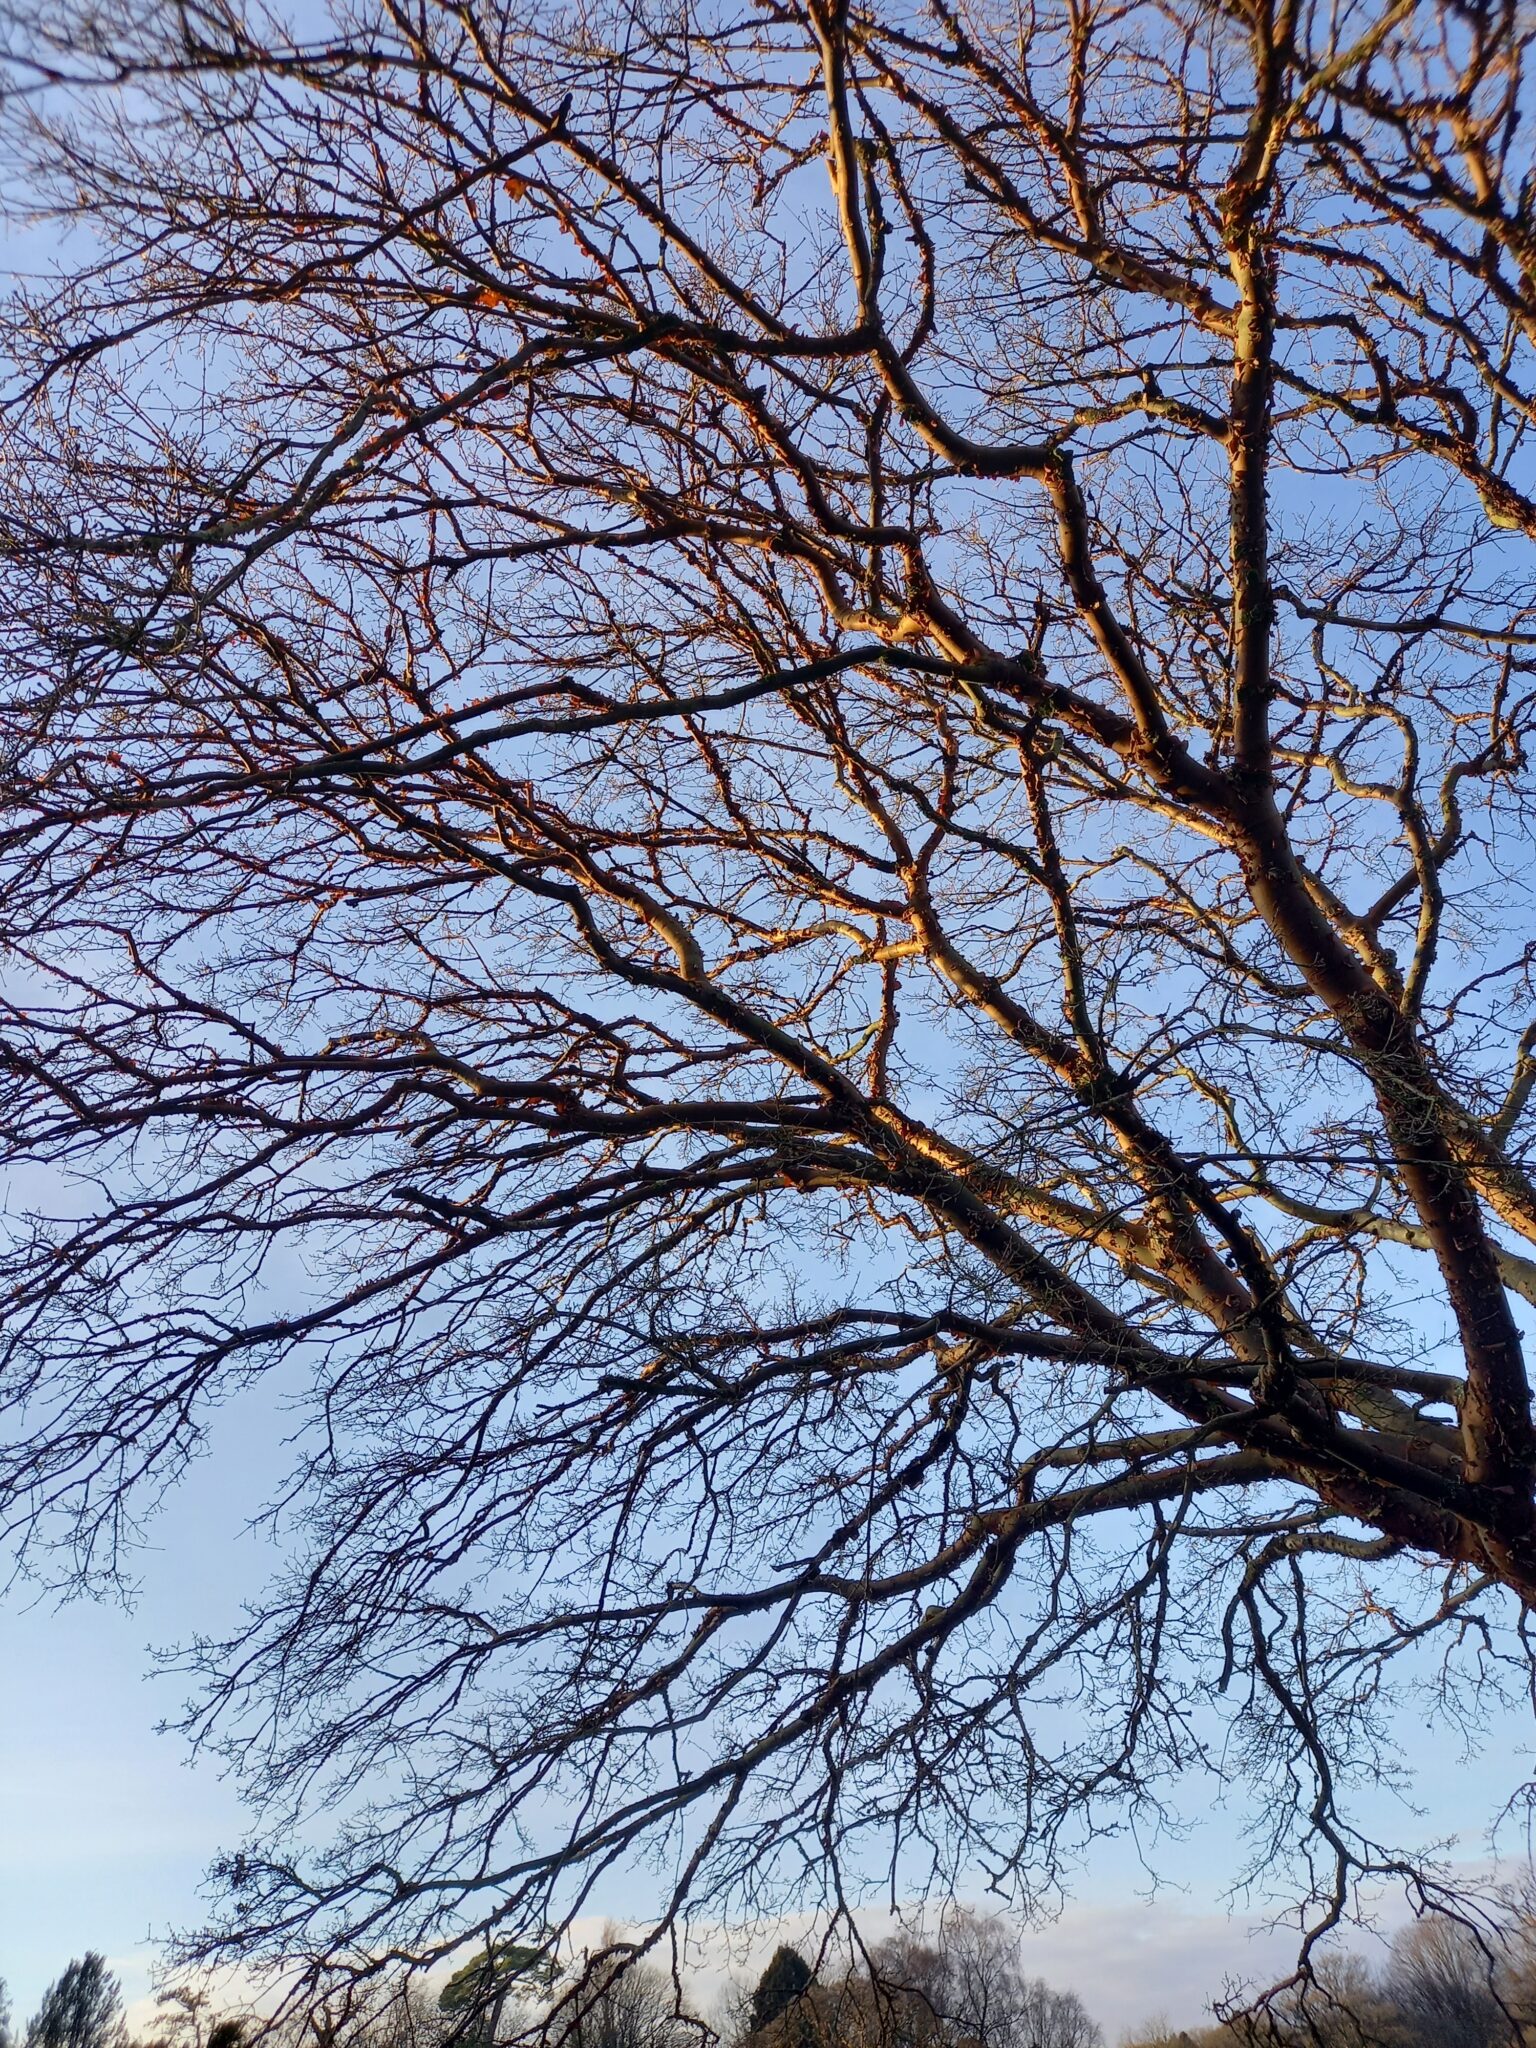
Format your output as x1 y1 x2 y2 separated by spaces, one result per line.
2 0 1536 2004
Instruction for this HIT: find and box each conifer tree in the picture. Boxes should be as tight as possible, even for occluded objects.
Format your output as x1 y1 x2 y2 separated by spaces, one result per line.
25 1959 128 2048
749 1953 816 2039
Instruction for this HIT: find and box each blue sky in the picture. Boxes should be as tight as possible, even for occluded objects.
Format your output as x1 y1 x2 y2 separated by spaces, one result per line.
0 1370 290 2025
2 1318 1532 2038
0 12 1531 2038
3 1476 1530 2044
1 1593 248 2018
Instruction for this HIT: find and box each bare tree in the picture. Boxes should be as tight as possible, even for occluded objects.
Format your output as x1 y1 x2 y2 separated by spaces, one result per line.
546 1953 699 2048
1122 1915 1532 2047
854 1916 1100 2048
140 1985 251 2048
738 1915 1096 2048
1258 1954 1419 2048
1379 1919 1510 2048
267 1974 452 2048
3 0 1536 2009
1118 2029 1218 2048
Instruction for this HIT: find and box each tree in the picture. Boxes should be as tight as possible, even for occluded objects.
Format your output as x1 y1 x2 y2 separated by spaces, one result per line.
3 1977 14 2048
140 1985 250 2048
750 1959 818 2043
1261 1953 1419 2048
1119 1915 1533 2048
547 1954 699 2048
5 0 1536 2005
25 1960 128 2048
853 1918 1099 2048
298 1978 447 2048
439 1944 553 2048
733 1918 1096 2048
1379 1918 1510 2048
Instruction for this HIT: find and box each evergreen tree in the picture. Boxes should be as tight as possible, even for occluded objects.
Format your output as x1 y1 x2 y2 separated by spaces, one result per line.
25 1958 128 2048
438 1942 552 2048
2 1974 14 2048
749 1952 815 2038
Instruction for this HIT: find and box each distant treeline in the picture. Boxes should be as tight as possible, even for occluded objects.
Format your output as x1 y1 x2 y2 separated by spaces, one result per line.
9 1900 1536 2048
0 1913 1097 2048
1121 1902 1536 2047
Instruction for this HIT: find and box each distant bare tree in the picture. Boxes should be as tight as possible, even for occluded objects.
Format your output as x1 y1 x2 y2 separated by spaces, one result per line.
1261 1954 1418 2048
546 1954 698 2048
268 1975 451 2048
853 1916 1099 2048
4 0 1536 2010
1380 1919 1510 2048
139 1985 250 2048
1122 1912 1532 2048
745 1916 1097 2048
